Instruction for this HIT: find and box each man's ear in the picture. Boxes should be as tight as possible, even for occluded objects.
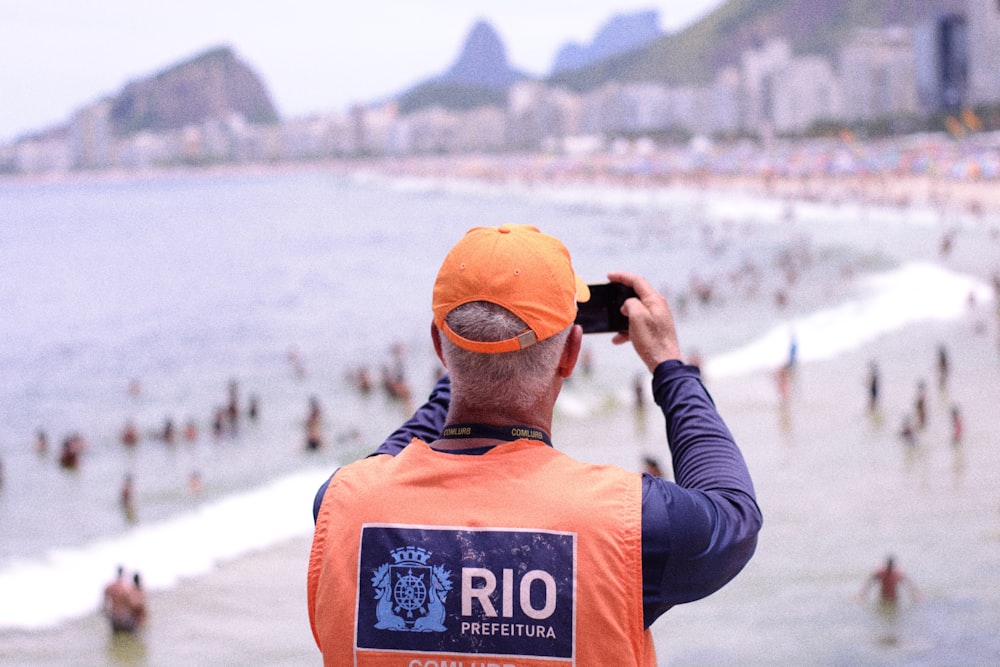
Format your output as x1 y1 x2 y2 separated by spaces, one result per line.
558 325 583 379
431 323 447 367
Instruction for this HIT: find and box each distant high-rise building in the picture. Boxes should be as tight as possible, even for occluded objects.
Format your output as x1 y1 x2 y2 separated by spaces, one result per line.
967 0 1000 105
740 39 793 134
937 13 969 111
70 101 112 169
912 21 941 112
770 55 842 134
840 27 920 122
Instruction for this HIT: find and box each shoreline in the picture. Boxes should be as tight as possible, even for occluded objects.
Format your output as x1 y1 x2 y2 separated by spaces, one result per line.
4 139 1000 216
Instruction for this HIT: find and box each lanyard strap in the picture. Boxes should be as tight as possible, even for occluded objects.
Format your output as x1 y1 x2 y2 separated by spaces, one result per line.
439 423 552 447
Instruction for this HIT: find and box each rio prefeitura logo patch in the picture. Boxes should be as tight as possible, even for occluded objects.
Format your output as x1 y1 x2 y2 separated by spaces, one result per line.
356 525 576 661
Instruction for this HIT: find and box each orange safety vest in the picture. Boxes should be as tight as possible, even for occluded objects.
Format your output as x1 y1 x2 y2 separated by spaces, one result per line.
308 438 656 666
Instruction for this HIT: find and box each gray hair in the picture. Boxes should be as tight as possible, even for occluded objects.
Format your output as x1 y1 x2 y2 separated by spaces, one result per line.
441 301 571 413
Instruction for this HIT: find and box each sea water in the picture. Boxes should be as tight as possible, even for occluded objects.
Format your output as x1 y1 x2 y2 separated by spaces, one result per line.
0 168 998 664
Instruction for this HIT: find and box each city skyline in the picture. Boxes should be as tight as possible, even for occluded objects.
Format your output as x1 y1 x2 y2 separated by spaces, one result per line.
0 1 723 142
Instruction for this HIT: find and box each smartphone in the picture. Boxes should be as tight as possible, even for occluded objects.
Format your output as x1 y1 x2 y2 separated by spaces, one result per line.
575 282 637 334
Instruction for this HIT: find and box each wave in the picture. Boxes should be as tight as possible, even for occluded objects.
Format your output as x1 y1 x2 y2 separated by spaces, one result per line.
704 262 993 378
367 170 993 231
546 262 990 418
0 467 332 631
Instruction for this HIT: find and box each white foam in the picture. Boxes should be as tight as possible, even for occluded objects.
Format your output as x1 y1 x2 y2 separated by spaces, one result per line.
0 467 332 630
704 262 992 378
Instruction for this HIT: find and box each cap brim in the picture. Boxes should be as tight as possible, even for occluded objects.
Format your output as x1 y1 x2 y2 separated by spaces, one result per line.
575 276 590 303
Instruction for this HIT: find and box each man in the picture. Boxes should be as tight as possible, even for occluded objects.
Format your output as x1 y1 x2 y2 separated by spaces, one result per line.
103 566 144 633
309 224 762 665
129 572 148 627
858 556 920 607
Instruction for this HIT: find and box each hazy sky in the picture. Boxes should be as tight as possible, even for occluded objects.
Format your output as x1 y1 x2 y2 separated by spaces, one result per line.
0 1 725 142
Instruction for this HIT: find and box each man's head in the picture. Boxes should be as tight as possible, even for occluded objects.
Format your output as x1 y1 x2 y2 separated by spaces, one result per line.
432 224 589 353
431 224 588 412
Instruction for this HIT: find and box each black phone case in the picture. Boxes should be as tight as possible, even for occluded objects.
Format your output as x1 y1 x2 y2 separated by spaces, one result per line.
575 283 637 333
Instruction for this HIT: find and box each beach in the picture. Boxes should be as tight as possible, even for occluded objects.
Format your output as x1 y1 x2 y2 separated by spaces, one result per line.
8 310 996 667
1 163 998 666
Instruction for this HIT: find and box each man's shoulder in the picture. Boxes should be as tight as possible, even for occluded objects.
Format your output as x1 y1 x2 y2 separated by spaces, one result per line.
328 451 403 487
532 448 641 493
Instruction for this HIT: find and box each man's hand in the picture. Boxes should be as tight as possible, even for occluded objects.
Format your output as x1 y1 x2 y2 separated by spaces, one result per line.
606 271 682 373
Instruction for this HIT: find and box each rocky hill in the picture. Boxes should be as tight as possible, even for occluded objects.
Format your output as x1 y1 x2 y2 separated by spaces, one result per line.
397 12 664 115
397 20 523 114
550 10 662 76
109 46 278 136
442 20 522 88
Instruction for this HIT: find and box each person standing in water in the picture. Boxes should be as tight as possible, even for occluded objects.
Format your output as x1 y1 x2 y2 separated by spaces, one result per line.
858 556 920 607
866 360 880 412
103 566 145 633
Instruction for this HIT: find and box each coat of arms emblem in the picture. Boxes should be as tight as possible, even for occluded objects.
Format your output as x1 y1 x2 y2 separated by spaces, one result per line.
371 546 453 632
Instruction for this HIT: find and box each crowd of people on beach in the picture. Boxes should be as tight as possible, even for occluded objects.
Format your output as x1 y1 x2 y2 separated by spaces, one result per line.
367 131 1000 218
868 343 969 451
26 385 249 555
19 344 425 637
641 131 1000 183
27 339 430 519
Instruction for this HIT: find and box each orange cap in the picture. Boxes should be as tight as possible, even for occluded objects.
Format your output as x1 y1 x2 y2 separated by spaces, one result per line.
433 224 591 353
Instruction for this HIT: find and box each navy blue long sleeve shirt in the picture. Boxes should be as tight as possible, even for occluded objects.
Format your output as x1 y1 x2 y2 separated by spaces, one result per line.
314 360 761 628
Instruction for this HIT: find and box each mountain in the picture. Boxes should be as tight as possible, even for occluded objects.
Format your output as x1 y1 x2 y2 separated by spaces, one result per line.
443 20 521 88
397 20 524 114
550 10 662 76
109 46 278 136
548 0 966 91
395 0 966 116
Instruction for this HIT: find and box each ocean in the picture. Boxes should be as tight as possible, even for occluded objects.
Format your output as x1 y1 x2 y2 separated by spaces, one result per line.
1 166 998 665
